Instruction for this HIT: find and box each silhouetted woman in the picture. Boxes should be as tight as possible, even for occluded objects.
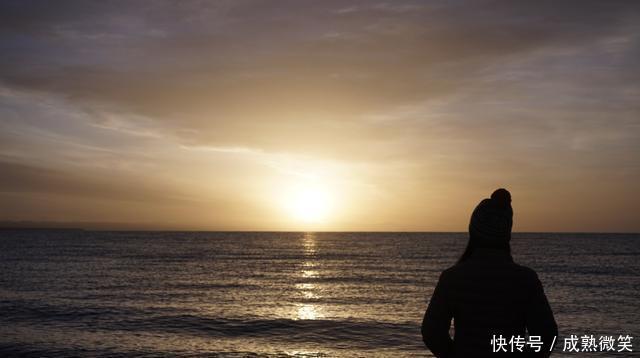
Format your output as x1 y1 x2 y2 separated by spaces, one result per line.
421 189 557 357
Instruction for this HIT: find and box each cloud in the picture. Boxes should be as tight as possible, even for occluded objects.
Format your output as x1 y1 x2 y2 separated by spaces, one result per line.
0 1 639 230
0 158 186 203
1 0 638 159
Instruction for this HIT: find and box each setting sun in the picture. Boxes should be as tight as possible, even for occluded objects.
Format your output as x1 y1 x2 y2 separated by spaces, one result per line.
286 186 332 223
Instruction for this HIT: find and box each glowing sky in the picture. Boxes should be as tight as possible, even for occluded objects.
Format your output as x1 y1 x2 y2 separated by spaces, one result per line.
1 1 639 231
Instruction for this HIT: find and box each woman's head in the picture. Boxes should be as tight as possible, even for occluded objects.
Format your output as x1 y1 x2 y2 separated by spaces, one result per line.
459 188 513 263
469 188 513 246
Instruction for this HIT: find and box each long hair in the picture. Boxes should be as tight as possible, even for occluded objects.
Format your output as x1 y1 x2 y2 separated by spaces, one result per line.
457 234 511 264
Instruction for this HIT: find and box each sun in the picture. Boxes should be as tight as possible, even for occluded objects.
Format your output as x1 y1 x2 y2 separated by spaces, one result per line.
286 186 331 223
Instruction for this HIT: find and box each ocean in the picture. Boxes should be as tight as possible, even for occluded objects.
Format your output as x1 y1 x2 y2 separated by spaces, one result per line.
0 231 637 357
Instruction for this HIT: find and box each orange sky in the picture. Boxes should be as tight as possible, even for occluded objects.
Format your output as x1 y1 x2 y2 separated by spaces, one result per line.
0 1 639 231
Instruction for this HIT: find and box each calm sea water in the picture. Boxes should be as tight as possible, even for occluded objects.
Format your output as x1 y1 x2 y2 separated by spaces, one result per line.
0 231 638 357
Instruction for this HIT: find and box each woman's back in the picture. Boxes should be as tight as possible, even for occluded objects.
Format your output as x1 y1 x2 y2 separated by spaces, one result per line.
422 248 557 357
421 189 557 357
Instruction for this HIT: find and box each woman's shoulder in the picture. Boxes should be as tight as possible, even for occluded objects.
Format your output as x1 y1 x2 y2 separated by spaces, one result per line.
441 260 540 282
512 262 540 279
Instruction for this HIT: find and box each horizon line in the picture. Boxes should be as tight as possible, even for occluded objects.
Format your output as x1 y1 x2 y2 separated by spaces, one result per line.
0 227 638 235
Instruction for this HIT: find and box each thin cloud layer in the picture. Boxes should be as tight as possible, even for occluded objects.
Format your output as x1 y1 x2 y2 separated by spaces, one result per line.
0 1 639 230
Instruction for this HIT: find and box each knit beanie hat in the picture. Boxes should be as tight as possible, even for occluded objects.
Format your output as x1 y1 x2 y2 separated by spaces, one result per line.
468 188 513 246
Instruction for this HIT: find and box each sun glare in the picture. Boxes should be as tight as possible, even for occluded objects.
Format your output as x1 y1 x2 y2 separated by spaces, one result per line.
287 186 331 223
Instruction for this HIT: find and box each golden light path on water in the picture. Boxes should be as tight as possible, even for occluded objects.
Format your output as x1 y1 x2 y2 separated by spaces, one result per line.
296 232 322 320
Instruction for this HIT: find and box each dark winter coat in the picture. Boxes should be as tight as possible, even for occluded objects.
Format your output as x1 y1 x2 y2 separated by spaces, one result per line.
421 248 558 357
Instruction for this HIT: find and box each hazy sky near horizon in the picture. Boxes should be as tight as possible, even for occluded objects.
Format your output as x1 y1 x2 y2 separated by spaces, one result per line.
1 0 639 231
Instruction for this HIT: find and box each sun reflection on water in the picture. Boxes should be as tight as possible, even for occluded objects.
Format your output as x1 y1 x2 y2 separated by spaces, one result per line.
296 232 323 320
301 270 319 278
296 283 319 299
302 232 316 255
297 304 320 320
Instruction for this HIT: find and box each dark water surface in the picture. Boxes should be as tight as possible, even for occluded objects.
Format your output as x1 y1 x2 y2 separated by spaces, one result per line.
0 231 638 357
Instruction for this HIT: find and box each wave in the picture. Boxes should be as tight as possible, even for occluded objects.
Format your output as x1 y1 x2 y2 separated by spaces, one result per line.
140 315 421 345
0 300 422 349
